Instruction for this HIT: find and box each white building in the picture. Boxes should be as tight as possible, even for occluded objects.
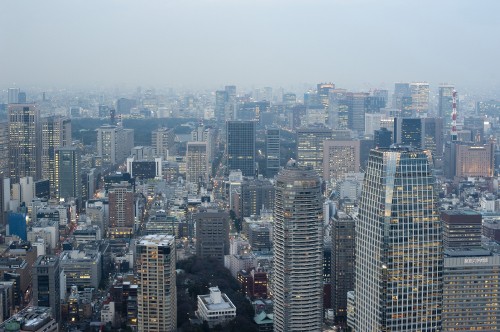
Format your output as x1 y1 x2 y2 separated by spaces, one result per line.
196 286 236 327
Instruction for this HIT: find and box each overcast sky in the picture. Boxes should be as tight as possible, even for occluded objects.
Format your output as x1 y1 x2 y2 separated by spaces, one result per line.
1 0 499 92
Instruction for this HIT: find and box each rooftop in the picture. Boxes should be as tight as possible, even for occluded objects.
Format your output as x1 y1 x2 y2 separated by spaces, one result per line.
137 234 175 247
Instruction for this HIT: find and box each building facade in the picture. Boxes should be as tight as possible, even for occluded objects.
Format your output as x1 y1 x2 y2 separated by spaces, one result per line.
354 147 442 331
136 235 177 332
226 121 256 177
273 161 323 332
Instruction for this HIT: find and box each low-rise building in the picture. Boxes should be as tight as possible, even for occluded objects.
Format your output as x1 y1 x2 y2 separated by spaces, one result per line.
196 286 236 327
0 306 58 332
60 250 102 289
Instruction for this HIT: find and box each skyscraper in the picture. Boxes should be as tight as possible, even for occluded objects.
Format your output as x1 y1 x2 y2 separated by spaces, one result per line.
296 127 332 175
392 83 410 110
8 104 41 182
186 141 209 185
194 205 230 263
32 255 61 323
265 128 280 177
273 161 323 332
346 92 368 132
136 235 177 332
152 127 175 159
322 139 360 185
96 125 134 166
55 147 81 206
226 120 256 177
393 117 423 148
354 147 442 331
7 88 20 104
108 182 134 238
41 116 72 196
409 82 430 114
438 84 455 128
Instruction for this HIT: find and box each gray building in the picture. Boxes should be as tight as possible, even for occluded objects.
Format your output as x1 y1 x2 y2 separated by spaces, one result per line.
240 177 275 218
265 128 280 177
55 147 81 206
195 206 230 263
226 121 256 177
331 211 355 320
296 126 332 175
32 255 61 322
60 250 101 289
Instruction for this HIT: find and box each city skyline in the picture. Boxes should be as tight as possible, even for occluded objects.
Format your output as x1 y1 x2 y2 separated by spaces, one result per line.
1 1 500 92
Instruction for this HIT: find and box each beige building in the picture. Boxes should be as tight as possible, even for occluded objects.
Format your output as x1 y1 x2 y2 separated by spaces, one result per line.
455 142 494 178
323 140 360 184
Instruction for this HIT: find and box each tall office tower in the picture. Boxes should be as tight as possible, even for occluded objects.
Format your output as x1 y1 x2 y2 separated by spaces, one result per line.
224 85 237 121
355 148 442 331
392 83 411 110
373 89 389 105
240 177 275 218
54 147 81 206
374 127 392 148
0 122 9 176
455 142 494 178
226 120 256 177
265 128 280 177
32 255 61 322
296 127 332 175
215 90 228 123
152 127 175 159
194 205 230 263
393 117 423 148
282 93 297 106
317 83 335 109
96 125 134 166
273 161 323 332
186 142 209 185
322 140 360 186
7 88 20 104
331 211 355 321
108 182 134 238
41 116 71 196
191 125 217 163
438 84 455 128
327 89 348 129
136 235 176 332
17 92 26 103
8 104 41 182
409 82 430 114
441 210 482 249
346 92 368 132
422 117 444 162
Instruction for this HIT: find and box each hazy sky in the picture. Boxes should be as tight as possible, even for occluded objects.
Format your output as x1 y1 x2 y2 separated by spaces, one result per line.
2 0 500 91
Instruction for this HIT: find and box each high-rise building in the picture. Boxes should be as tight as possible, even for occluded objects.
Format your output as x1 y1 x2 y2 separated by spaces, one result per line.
443 251 500 330
346 92 368 132
136 235 176 332
152 127 175 159
41 116 71 196
422 117 444 161
226 121 256 177
108 182 134 238
455 142 494 178
374 127 392 148
32 255 61 322
186 141 209 185
55 147 81 206
409 82 430 114
240 177 275 218
354 147 442 331
392 83 411 110
331 211 355 320
96 125 134 166
8 104 41 182
194 205 230 263
265 128 280 177
215 90 228 123
322 140 360 185
296 127 332 175
442 210 482 250
438 85 455 128
116 98 137 115
393 117 423 148
273 161 323 332
7 88 20 104
0 122 9 176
